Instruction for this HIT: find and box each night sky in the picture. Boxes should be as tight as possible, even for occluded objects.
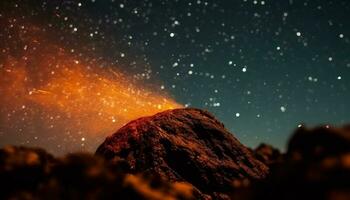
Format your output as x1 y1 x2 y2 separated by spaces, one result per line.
0 0 349 154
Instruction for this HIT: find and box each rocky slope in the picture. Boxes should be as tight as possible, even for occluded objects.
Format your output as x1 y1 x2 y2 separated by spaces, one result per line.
96 108 269 198
1 108 349 200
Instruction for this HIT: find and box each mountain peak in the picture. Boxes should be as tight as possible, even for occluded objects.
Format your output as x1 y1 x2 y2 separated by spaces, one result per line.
96 108 268 198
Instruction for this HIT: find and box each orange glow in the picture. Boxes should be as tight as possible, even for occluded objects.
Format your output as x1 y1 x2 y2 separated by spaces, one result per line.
0 23 181 153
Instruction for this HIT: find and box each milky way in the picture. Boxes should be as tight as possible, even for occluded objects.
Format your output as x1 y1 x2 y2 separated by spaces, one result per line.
0 21 180 154
0 0 349 153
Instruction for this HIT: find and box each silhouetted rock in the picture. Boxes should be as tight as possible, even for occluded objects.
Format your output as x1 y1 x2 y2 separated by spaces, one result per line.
288 125 350 160
2 109 349 200
254 143 282 166
96 108 269 198
0 146 198 200
0 145 55 198
231 125 350 200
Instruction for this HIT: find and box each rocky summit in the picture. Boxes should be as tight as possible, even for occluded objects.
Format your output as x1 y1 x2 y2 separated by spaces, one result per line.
0 108 349 200
96 108 269 198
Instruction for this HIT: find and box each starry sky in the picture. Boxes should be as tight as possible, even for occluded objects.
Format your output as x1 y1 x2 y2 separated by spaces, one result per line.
0 0 349 154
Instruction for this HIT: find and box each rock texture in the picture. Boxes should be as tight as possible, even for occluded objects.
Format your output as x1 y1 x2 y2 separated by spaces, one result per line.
1 109 350 200
96 108 269 197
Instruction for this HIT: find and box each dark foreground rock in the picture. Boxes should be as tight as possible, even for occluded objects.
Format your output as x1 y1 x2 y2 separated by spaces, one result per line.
253 143 282 166
0 146 198 200
232 125 350 200
288 125 350 160
96 108 269 198
1 108 350 200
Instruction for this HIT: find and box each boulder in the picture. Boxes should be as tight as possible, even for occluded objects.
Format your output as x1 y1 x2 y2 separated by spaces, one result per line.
96 108 268 197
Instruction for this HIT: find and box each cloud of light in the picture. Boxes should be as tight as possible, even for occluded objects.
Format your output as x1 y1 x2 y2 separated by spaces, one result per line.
0 23 181 154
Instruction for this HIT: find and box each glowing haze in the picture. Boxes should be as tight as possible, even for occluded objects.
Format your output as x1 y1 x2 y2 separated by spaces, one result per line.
0 24 181 154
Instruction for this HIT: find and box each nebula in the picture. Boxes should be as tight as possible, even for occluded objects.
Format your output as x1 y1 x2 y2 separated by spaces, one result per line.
0 23 181 154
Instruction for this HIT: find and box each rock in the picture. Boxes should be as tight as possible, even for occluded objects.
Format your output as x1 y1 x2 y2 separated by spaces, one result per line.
96 108 269 197
254 143 282 166
0 145 55 198
231 125 350 200
2 117 349 200
288 125 350 160
0 146 199 200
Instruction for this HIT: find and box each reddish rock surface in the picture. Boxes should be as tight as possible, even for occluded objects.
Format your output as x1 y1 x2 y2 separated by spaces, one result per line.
1 110 349 200
96 108 269 197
